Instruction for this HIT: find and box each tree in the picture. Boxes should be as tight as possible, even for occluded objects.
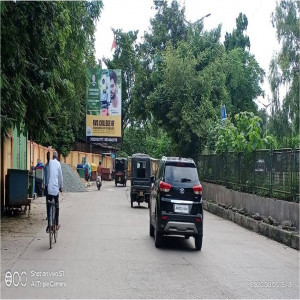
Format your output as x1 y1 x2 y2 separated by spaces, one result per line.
224 13 250 52
121 122 174 158
269 0 299 147
144 0 188 52
224 13 264 117
210 112 277 154
147 41 218 159
225 48 265 117
104 1 266 159
1 1 103 156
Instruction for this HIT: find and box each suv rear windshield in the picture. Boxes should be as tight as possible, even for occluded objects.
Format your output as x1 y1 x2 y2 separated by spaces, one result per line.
164 164 199 183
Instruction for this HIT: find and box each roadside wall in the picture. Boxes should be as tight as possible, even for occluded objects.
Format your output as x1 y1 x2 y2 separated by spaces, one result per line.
1 137 55 209
202 182 300 229
27 141 55 170
61 151 102 169
1 134 13 210
1 135 112 210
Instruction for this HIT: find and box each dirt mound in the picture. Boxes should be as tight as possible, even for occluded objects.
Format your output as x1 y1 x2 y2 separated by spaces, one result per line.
61 163 86 192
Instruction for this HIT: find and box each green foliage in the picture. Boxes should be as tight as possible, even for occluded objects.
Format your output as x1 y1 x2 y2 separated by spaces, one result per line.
107 1 265 160
224 13 250 51
1 1 103 156
211 112 277 154
144 0 188 52
269 0 299 147
147 41 219 159
116 151 129 159
122 122 174 159
225 48 265 116
2 0 270 159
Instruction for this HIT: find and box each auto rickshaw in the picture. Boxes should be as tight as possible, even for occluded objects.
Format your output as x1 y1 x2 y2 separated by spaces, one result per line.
130 153 154 208
115 158 127 187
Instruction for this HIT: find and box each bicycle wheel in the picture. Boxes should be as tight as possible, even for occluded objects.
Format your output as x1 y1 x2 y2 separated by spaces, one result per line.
52 205 57 243
54 227 58 242
49 203 53 249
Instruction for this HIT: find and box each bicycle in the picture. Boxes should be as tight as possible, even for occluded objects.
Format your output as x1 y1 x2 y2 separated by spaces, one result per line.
48 199 57 249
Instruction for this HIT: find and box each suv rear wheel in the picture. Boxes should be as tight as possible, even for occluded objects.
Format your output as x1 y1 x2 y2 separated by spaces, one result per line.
195 235 202 251
154 214 163 248
155 227 163 248
149 221 154 237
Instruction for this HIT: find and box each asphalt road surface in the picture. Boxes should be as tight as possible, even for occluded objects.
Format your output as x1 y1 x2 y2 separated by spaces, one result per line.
1 181 299 299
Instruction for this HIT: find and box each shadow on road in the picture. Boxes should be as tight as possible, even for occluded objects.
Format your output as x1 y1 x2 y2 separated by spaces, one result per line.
152 235 198 252
131 205 148 209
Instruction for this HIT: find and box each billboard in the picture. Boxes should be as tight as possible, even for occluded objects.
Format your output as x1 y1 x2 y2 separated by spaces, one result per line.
86 69 122 143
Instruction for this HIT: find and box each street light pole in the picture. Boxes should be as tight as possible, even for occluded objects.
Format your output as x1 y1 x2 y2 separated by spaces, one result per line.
185 13 211 27
193 13 211 25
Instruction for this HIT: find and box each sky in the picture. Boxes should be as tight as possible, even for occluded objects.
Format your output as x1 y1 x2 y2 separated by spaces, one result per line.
94 0 281 111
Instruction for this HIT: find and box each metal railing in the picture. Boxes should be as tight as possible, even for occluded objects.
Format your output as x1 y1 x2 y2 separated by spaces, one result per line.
198 149 300 202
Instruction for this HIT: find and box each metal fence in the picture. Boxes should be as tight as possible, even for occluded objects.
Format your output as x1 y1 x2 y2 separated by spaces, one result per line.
198 149 300 202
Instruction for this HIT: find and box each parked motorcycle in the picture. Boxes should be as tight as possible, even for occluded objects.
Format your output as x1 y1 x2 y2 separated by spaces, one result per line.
96 175 102 190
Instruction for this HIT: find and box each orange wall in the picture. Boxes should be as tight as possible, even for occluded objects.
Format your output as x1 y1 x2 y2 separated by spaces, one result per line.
102 155 113 169
2 137 55 208
1 136 110 207
1 135 13 208
27 141 55 168
62 151 103 169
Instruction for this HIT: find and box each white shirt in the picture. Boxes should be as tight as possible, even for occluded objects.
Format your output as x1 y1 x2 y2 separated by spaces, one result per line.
109 98 121 116
47 159 63 196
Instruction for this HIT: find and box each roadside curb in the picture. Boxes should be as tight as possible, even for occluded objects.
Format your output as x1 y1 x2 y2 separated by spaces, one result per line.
204 200 299 250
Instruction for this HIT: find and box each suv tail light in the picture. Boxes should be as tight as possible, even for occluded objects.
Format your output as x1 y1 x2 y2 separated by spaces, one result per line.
160 181 172 192
193 184 202 195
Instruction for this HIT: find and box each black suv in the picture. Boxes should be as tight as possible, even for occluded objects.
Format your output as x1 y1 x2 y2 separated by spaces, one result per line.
149 157 203 250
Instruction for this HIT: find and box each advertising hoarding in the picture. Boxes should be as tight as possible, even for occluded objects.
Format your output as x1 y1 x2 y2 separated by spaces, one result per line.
86 69 122 143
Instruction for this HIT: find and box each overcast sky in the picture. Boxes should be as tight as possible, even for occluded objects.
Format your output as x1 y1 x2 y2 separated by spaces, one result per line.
95 0 280 110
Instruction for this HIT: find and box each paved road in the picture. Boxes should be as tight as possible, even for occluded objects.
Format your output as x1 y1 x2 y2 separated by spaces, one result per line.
1 181 299 299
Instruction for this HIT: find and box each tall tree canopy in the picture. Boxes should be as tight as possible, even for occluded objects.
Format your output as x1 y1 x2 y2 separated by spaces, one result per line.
224 13 251 52
105 0 265 159
268 0 299 148
2 0 271 158
1 1 103 156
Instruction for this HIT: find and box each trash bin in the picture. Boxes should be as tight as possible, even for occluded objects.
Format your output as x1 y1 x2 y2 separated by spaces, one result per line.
35 178 43 197
102 168 112 181
77 164 85 179
35 166 44 197
91 163 97 181
6 169 30 208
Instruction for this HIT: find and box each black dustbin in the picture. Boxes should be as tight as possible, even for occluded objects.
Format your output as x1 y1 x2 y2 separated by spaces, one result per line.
6 169 29 208
35 178 44 197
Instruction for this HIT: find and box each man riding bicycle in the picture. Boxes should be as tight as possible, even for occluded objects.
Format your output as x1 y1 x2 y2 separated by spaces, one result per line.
46 151 63 232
